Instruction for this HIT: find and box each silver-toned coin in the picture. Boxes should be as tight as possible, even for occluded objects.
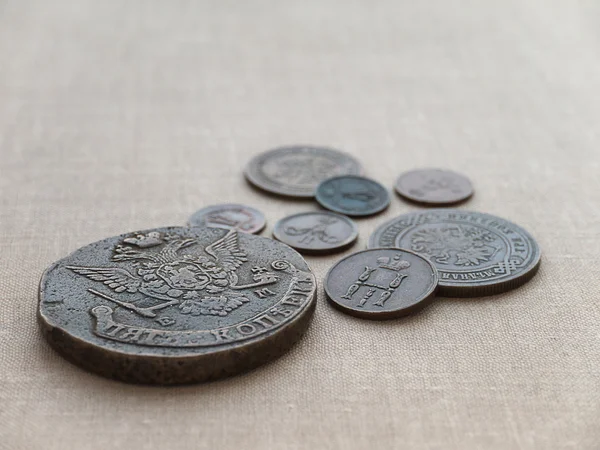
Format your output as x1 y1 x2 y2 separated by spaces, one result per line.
325 248 438 320
316 175 390 217
244 146 362 198
39 227 317 384
188 204 266 234
368 210 541 297
273 211 358 255
395 168 474 205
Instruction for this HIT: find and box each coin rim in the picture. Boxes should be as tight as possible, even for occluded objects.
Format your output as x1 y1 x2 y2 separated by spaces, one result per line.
367 209 542 297
187 203 267 234
394 168 474 205
324 247 439 320
315 175 391 217
244 146 363 198
38 226 317 384
272 211 359 255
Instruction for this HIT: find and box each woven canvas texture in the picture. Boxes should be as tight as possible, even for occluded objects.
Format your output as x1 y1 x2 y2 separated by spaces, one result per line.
1 1 599 449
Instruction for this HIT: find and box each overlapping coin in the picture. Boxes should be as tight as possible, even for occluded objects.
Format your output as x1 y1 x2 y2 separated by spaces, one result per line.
273 211 358 254
368 209 541 297
244 146 362 198
39 227 317 384
395 169 474 205
188 204 266 234
316 175 390 217
325 248 438 319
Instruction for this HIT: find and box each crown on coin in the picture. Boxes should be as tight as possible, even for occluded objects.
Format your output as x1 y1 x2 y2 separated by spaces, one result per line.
123 231 163 248
377 255 411 271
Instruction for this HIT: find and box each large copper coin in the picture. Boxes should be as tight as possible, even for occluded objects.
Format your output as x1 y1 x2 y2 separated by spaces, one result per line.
325 248 438 320
188 204 266 234
273 211 358 255
39 227 317 384
368 210 541 297
244 146 362 198
395 169 474 205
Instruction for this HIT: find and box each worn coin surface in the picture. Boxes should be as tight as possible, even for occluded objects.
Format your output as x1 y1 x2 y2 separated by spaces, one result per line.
325 248 438 320
188 204 266 234
273 211 358 254
395 168 474 205
244 146 362 198
38 227 317 384
316 175 390 217
368 210 541 297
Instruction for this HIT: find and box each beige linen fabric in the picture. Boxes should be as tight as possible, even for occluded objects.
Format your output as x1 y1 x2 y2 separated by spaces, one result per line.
1 0 599 449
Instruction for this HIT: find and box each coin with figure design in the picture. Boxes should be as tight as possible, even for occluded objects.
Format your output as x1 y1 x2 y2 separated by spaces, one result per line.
368 210 541 297
316 175 390 217
325 248 439 320
395 168 474 205
244 146 362 198
273 211 358 254
38 227 317 384
188 204 266 234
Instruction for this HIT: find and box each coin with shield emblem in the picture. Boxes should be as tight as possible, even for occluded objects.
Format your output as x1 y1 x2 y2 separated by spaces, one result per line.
325 248 439 319
368 210 541 297
38 227 317 384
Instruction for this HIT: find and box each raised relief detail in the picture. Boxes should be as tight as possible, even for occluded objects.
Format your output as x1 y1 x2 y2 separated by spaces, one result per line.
410 225 500 266
283 217 341 245
68 230 279 319
341 254 410 308
267 155 341 186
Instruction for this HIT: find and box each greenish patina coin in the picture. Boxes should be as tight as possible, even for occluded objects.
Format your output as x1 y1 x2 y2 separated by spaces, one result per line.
368 210 541 297
39 227 317 384
316 175 390 217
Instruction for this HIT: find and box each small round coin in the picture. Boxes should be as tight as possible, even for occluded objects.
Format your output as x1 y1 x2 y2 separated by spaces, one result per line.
395 168 474 205
325 248 439 320
244 146 362 198
368 209 541 297
273 211 358 254
316 175 390 217
188 204 266 234
38 227 317 384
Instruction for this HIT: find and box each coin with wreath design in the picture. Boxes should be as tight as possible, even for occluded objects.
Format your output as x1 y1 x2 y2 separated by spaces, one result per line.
368 210 541 297
39 227 317 384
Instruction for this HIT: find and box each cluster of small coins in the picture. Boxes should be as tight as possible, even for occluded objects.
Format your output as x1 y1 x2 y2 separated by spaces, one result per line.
188 145 541 320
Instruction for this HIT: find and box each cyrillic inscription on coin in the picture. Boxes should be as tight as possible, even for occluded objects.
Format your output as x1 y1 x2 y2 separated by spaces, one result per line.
38 227 317 384
368 210 541 297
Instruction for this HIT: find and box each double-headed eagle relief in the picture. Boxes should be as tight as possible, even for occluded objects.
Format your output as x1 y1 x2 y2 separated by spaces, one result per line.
68 230 279 318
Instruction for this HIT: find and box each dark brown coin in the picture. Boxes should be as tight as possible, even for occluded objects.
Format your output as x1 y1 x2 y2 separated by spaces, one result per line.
395 169 474 205
272 211 358 255
188 204 266 234
325 248 438 320
315 175 390 217
244 146 362 198
368 210 541 297
39 227 317 384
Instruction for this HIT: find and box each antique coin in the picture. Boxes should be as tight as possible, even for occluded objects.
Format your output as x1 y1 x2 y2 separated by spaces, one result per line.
244 146 362 198
368 210 541 297
39 227 317 384
272 211 359 254
395 168 474 205
324 248 438 320
188 204 266 234
316 175 390 217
